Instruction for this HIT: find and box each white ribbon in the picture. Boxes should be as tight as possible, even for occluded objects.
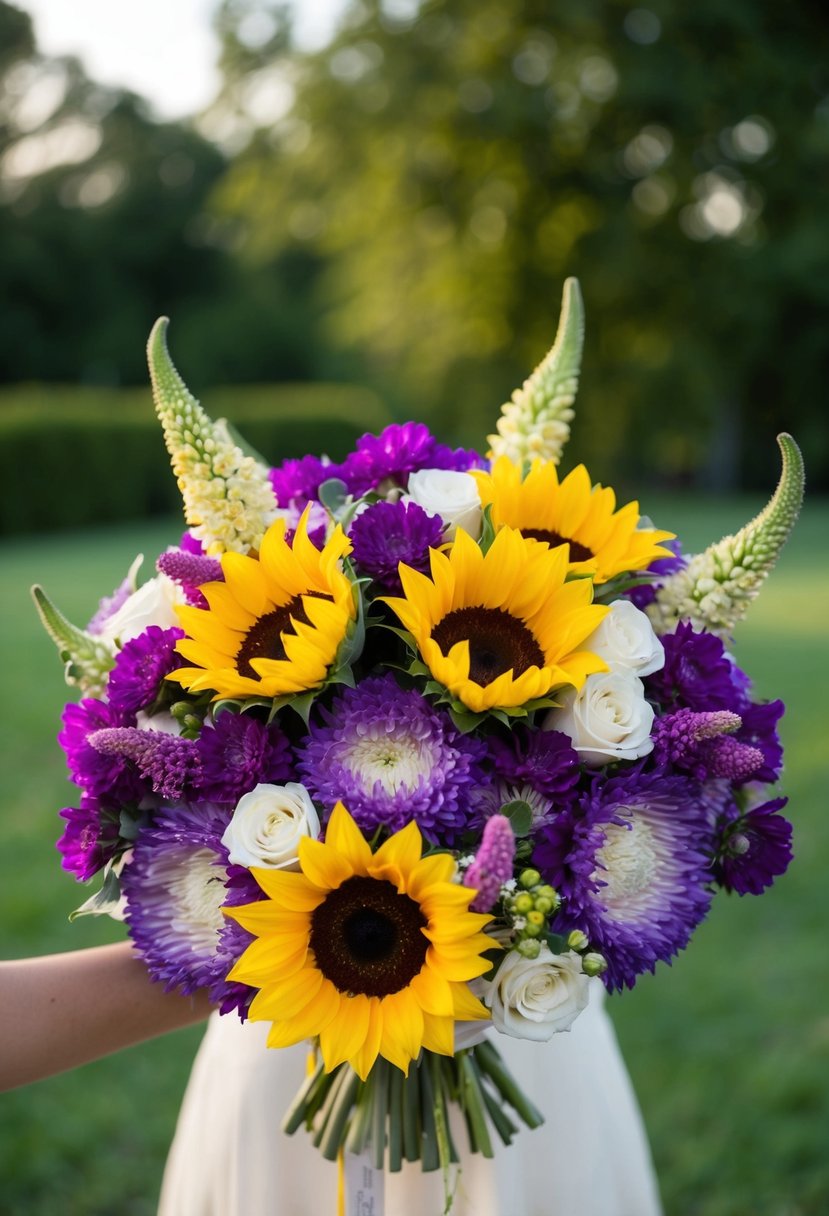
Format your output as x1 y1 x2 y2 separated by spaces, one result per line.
344 1146 385 1216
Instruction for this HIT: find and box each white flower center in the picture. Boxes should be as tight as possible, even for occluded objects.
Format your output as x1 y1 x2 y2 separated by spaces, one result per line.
167 848 227 953
343 729 438 795
593 814 659 919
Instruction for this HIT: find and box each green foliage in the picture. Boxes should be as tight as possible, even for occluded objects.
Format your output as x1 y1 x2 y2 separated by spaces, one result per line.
210 0 829 490
0 381 390 535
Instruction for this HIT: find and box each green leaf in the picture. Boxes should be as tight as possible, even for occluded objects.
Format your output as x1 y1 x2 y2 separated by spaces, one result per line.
501 799 533 836
69 864 122 921
545 932 570 955
478 504 497 555
318 477 349 514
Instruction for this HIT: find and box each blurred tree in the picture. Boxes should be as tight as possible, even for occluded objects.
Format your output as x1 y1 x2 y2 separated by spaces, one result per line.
0 1 324 386
210 0 829 489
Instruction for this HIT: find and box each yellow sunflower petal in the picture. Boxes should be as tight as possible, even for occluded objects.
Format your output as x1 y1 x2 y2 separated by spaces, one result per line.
420 1011 455 1057
322 802 373 873
378 989 424 1075
369 820 423 890
318 993 372 1073
409 966 454 1017
249 868 326 911
297 837 356 892
246 964 323 1021
264 980 342 1046
350 998 383 1081
450 982 491 1021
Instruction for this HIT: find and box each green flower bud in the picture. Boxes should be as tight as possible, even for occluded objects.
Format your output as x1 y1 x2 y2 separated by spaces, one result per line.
582 952 608 977
513 892 534 915
516 938 542 959
537 884 557 902
523 922 542 938
567 930 589 952
526 910 545 928
519 868 541 889
534 896 555 915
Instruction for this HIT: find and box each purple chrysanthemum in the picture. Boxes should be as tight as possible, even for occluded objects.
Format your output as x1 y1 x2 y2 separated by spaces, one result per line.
628 539 687 610
534 769 713 990
338 423 483 497
106 625 185 715
735 699 785 784
299 674 484 840
59 698 143 803
56 796 120 881
713 796 792 895
122 801 251 1013
349 500 444 592
269 454 336 506
197 712 294 804
487 728 581 803
645 622 743 713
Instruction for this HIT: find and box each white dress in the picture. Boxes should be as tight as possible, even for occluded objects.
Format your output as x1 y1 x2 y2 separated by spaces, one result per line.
158 982 662 1216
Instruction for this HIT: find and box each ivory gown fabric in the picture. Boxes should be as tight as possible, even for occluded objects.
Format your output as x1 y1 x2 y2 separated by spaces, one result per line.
158 981 662 1216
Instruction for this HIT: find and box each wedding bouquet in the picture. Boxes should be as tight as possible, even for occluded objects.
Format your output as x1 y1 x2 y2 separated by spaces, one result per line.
36 280 802 1207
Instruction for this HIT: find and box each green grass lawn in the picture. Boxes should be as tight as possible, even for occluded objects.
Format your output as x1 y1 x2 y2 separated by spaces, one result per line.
0 498 826 1215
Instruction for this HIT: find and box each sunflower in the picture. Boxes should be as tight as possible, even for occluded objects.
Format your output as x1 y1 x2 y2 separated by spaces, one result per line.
382 526 608 714
224 802 493 1079
167 510 356 701
473 457 675 584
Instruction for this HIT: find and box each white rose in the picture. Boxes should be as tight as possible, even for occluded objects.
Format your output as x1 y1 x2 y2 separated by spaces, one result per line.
584 599 664 677
221 782 320 870
99 573 186 645
544 671 655 767
482 946 589 1040
404 469 482 541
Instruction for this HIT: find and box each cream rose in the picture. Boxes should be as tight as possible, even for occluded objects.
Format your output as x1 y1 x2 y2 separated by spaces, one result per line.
221 782 320 870
482 946 589 1040
404 469 482 541
544 671 655 767
98 573 186 645
583 599 664 677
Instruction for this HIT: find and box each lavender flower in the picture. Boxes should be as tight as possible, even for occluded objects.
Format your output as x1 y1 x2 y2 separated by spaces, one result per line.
106 625 185 715
197 712 294 804
122 800 250 1013
349 500 444 592
299 674 484 840
714 796 793 895
339 423 482 497
56 796 119 881
534 769 713 990
156 550 223 606
464 815 515 912
88 727 200 801
652 709 763 782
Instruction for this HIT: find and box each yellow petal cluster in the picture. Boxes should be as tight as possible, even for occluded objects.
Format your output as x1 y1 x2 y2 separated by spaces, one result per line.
382 526 608 713
225 803 492 1079
167 510 356 701
473 457 675 585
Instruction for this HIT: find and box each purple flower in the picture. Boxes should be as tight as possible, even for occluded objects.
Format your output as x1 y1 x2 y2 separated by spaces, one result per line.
56 796 120 881
197 712 294 804
269 454 336 506
628 540 686 610
487 728 581 803
59 698 143 803
534 769 713 990
88 727 200 801
122 801 251 1014
156 551 224 606
645 622 743 712
299 674 484 841
735 699 785 784
349 500 444 592
713 797 792 895
464 815 515 912
339 423 483 497
651 709 763 782
106 625 185 715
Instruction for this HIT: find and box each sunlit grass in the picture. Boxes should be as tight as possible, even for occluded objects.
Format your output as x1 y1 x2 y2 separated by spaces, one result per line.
0 499 826 1215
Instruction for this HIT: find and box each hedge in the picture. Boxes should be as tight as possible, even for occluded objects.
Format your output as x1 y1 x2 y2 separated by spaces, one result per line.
0 382 391 535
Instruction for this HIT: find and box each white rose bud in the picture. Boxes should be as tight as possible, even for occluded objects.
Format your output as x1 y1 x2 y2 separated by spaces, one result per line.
221 782 320 871
99 573 186 645
583 599 664 677
482 946 589 1040
544 671 655 767
404 469 482 541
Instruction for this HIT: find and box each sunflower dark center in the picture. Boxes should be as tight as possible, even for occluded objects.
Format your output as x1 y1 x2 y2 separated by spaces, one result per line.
521 529 594 563
309 875 428 998
431 606 545 686
235 592 331 680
